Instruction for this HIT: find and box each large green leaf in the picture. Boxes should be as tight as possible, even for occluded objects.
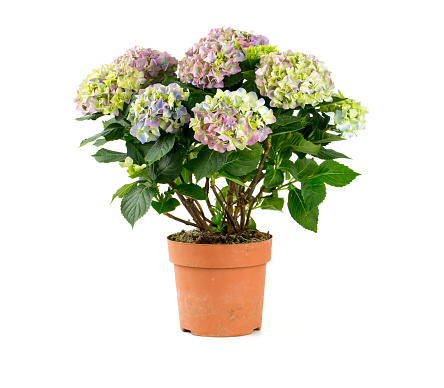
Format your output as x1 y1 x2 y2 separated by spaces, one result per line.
104 125 125 141
156 151 185 184
288 186 318 232
316 147 350 160
92 149 127 163
126 140 145 165
289 133 320 155
120 184 155 228
271 120 306 135
217 171 247 187
274 115 304 127
223 72 244 88
264 168 284 187
193 146 227 182
261 197 284 211
313 160 360 187
301 176 326 211
312 131 344 144
222 143 263 176
279 160 298 180
295 158 318 178
174 183 208 200
111 182 137 203
93 138 108 147
151 198 180 214
144 134 176 163
80 128 113 147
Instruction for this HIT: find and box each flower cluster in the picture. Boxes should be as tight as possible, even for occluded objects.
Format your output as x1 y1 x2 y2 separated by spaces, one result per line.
321 93 368 138
128 83 190 144
244 45 278 62
119 157 146 175
114 46 177 85
74 47 177 117
255 51 335 109
190 88 276 153
178 27 269 89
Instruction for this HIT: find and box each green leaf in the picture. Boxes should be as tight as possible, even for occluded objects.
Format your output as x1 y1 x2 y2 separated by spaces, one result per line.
184 158 197 173
295 158 318 178
144 134 176 163
80 128 113 147
194 146 227 182
279 160 298 180
75 112 104 121
316 147 350 160
313 160 360 187
301 177 326 211
261 197 284 211
151 198 180 214
288 133 320 155
264 168 284 187
223 72 244 87
104 125 125 141
93 138 108 147
126 140 145 166
156 151 185 184
271 120 306 135
174 183 207 200
120 184 155 228
312 131 344 144
222 143 263 176
248 217 257 230
288 186 318 232
274 115 304 127
217 171 247 187
111 182 137 203
92 149 127 163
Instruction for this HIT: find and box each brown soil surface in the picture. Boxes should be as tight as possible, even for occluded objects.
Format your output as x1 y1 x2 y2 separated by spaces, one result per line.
168 229 272 245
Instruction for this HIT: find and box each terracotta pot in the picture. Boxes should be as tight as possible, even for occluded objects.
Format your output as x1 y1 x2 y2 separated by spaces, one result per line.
167 237 272 337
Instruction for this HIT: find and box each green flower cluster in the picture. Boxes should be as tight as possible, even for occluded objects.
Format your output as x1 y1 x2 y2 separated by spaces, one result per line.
255 51 334 109
321 92 368 138
244 45 278 62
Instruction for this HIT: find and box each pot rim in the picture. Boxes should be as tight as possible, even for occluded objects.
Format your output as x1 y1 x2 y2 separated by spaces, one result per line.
166 233 273 247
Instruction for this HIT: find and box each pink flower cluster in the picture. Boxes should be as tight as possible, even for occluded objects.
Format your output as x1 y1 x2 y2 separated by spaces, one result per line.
177 27 268 89
114 46 178 85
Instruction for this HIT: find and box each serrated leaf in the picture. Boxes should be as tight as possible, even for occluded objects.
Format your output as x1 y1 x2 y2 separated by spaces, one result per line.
75 112 104 121
120 184 155 228
92 149 127 163
288 186 318 232
104 125 125 141
217 171 247 187
312 131 344 144
242 70 256 81
313 160 359 187
111 182 137 203
155 151 185 184
194 146 227 182
223 72 244 87
289 133 320 154
144 134 176 163
316 147 350 160
80 128 113 147
279 160 298 180
261 197 284 211
264 168 284 187
271 120 306 135
301 177 326 211
93 138 108 147
174 183 207 200
295 158 318 178
274 115 304 127
126 140 145 166
222 143 263 176
151 198 180 214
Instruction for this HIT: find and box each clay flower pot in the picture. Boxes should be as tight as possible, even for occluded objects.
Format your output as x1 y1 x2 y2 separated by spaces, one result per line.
167 237 272 337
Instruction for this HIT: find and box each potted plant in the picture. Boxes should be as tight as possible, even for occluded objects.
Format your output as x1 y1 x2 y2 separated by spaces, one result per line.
74 27 368 337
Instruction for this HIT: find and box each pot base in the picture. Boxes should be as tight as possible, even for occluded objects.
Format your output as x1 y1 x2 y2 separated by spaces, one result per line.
180 326 261 337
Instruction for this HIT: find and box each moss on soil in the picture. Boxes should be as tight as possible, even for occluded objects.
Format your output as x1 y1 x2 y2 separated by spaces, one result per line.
168 229 272 245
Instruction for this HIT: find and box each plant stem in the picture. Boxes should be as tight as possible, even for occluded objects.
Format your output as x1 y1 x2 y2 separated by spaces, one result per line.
210 184 238 231
246 138 271 202
163 213 199 228
245 185 266 227
204 178 215 216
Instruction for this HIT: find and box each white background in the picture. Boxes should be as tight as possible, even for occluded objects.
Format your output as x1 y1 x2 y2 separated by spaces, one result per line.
1 0 443 387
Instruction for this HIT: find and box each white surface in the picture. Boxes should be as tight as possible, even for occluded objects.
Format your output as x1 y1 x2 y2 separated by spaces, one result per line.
1 1 443 387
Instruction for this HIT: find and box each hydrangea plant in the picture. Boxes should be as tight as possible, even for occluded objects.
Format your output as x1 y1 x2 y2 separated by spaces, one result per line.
75 29 368 234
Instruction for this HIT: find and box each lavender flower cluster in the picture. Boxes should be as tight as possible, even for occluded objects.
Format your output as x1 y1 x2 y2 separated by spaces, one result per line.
255 51 335 109
128 83 190 144
190 88 276 153
178 27 268 89
74 47 177 117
